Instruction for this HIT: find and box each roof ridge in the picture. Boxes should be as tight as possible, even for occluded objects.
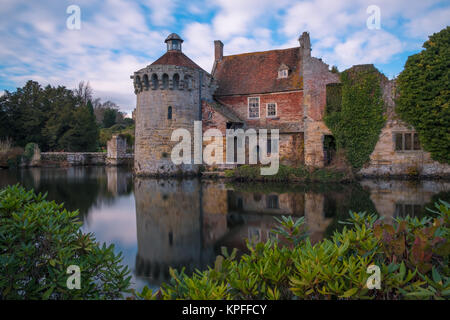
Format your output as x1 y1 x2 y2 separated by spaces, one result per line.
222 46 299 59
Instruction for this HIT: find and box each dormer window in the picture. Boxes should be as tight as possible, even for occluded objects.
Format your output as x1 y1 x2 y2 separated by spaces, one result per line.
278 63 289 78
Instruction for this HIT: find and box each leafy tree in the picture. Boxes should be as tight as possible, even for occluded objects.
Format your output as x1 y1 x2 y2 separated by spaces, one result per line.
59 104 99 152
396 26 450 163
102 108 118 128
0 81 105 152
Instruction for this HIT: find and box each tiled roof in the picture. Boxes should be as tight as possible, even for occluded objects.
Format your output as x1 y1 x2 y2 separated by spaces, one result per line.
213 47 303 96
151 51 203 70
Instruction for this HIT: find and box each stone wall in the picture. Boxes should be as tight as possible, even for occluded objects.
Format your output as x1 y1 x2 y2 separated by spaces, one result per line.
106 135 133 166
40 152 106 167
302 50 340 167
358 119 450 177
357 78 450 178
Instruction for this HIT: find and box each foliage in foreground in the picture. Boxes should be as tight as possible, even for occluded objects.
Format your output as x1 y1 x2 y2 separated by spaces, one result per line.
396 26 450 164
0 185 131 299
139 201 450 300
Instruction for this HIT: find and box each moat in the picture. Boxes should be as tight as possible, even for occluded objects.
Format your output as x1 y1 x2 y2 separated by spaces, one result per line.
1 167 448 292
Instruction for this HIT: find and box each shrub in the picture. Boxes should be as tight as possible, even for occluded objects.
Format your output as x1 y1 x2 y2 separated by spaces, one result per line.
139 201 449 300
0 185 131 299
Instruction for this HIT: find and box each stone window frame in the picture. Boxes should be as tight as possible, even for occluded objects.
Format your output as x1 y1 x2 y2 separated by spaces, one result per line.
248 96 260 119
167 106 173 120
266 102 277 118
393 131 421 152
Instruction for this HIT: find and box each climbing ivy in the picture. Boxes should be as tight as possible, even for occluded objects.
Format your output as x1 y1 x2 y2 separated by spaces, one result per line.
396 27 450 164
324 65 385 169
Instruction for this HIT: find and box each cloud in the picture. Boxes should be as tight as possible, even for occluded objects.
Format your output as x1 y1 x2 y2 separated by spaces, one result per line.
331 30 404 69
0 0 168 112
404 7 450 39
144 0 177 26
0 0 449 111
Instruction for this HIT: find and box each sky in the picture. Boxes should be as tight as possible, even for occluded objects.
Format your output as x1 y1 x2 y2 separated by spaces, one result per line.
0 0 448 115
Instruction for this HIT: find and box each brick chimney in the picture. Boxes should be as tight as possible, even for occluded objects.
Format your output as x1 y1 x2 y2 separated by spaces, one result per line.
214 40 224 62
299 32 311 58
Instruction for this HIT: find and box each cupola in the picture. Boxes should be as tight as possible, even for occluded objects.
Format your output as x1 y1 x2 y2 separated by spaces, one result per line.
165 33 183 52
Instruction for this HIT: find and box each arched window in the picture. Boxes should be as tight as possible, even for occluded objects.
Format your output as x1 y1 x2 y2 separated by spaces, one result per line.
143 74 149 90
168 106 172 120
135 76 142 91
151 73 158 89
173 73 180 89
162 74 169 89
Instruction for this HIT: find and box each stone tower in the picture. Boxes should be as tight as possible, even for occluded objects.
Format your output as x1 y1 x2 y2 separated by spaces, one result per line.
132 33 216 176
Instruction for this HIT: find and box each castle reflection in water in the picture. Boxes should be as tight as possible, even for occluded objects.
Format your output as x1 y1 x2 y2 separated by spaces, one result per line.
0 167 448 288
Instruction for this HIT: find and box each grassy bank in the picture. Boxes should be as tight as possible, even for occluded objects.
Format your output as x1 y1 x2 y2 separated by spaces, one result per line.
224 164 352 183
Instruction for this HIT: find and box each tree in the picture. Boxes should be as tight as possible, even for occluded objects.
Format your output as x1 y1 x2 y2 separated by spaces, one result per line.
0 81 104 152
102 108 118 128
59 104 99 152
396 26 450 163
74 81 93 106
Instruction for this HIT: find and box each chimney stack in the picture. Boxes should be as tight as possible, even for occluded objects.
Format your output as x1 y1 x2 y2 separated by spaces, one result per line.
299 32 311 58
214 40 224 61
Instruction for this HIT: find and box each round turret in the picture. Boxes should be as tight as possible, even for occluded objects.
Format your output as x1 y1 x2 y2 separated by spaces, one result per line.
132 33 217 176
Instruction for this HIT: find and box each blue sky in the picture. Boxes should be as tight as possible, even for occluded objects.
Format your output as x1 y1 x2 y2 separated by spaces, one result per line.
0 0 448 114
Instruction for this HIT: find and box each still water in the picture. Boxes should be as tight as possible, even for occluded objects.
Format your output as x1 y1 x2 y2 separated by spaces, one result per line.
0 167 449 292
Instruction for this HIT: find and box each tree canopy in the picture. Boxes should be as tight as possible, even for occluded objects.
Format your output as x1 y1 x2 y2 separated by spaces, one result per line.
396 26 450 164
0 81 99 152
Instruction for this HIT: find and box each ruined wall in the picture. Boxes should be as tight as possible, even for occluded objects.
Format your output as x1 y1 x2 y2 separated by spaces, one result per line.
358 119 450 177
302 55 340 168
106 135 133 166
357 79 450 177
40 152 106 166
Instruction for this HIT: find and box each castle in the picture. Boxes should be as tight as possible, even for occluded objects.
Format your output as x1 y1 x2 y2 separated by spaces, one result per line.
131 32 449 177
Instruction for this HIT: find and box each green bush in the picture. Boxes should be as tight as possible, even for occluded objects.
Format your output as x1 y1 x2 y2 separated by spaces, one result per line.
0 185 131 299
139 200 449 300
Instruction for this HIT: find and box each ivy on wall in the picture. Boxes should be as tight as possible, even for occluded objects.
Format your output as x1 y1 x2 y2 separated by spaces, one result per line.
324 65 385 169
396 27 450 164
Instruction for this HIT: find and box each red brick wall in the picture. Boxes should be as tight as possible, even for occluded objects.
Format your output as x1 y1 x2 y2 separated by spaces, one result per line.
214 91 303 128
